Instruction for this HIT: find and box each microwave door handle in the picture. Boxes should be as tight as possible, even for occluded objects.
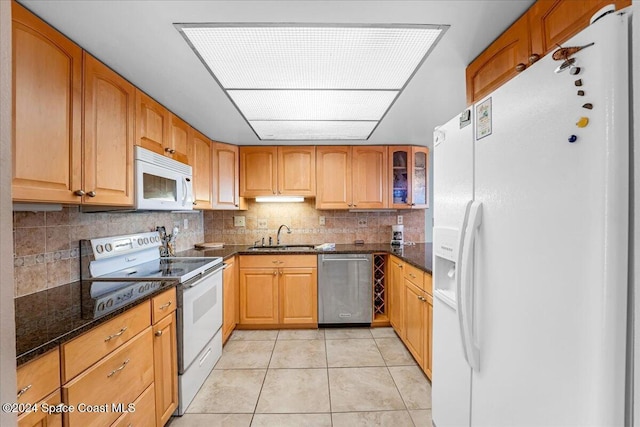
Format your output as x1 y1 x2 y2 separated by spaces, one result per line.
183 177 193 207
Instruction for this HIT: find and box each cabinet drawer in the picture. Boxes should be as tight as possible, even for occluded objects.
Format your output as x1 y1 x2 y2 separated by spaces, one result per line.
16 348 60 407
403 263 425 291
240 255 317 269
152 287 177 324
61 302 150 382
63 328 154 427
110 383 155 427
17 389 62 427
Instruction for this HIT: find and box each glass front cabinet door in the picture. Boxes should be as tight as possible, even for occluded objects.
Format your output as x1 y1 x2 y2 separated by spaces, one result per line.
389 146 429 209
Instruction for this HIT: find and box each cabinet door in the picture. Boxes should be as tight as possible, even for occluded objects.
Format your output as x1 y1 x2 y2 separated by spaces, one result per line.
239 268 279 324
388 256 404 335
191 130 212 209
17 390 61 427
135 90 170 156
316 146 351 209
153 313 178 427
223 257 237 343
424 293 433 380
279 267 318 325
411 147 429 208
352 146 388 209
389 146 411 209
213 142 241 209
403 280 426 367
240 146 277 197
12 2 82 203
111 384 155 427
83 53 135 206
465 12 530 104
529 0 631 59
278 146 316 196
168 114 191 165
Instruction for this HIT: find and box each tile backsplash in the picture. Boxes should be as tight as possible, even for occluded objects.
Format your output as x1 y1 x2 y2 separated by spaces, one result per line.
13 207 204 297
203 200 425 246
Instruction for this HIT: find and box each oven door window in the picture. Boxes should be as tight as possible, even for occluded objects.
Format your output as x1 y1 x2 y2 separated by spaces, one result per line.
143 173 177 202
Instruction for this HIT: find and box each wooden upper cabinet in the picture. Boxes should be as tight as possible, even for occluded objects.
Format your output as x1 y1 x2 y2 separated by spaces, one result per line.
529 0 631 58
168 114 191 165
277 146 316 196
466 11 530 104
213 142 242 209
190 129 212 209
12 1 83 203
135 89 170 156
83 53 135 206
389 146 429 209
315 146 352 209
352 146 388 209
240 146 277 197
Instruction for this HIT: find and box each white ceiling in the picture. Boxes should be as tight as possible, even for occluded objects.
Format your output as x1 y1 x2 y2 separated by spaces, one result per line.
17 0 534 147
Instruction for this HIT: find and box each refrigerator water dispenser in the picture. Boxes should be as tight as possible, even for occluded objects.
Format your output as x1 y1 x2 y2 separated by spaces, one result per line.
433 227 460 308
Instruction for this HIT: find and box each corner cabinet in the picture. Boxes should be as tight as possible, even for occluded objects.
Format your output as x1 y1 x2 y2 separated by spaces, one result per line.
238 255 317 327
389 146 429 209
12 1 83 204
213 142 243 209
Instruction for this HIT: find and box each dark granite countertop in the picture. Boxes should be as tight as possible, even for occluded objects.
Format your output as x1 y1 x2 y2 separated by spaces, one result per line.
15 279 177 366
177 243 433 274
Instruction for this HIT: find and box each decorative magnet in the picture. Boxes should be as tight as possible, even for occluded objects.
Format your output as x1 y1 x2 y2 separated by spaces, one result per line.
575 79 583 86
577 90 585 96
568 135 578 143
582 103 593 109
569 67 581 75
576 117 589 128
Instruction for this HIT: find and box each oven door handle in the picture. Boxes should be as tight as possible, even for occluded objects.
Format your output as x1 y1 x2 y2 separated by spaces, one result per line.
182 264 224 288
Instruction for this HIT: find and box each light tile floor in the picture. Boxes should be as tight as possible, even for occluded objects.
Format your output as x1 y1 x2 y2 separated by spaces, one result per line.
169 327 432 427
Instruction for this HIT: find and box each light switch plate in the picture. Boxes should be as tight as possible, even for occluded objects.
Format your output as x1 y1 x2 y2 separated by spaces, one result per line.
257 218 268 229
234 216 246 227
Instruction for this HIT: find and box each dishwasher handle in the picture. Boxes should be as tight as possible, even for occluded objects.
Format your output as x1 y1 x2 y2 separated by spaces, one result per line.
321 258 370 262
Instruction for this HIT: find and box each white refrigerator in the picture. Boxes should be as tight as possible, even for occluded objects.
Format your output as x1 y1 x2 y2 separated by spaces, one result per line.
432 7 631 427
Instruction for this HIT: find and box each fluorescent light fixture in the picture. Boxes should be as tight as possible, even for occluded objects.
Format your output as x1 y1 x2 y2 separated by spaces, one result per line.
255 196 305 203
176 23 448 140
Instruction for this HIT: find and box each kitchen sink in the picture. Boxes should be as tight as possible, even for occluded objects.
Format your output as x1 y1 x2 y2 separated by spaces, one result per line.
245 244 316 252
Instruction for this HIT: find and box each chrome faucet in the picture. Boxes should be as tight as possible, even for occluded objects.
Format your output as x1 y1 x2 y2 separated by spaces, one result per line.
276 224 292 245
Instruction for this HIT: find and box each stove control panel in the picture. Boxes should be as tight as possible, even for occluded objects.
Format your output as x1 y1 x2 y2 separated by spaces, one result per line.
90 231 162 260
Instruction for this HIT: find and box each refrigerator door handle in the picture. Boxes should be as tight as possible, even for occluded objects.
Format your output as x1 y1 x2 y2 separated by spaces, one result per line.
456 200 473 365
460 201 482 371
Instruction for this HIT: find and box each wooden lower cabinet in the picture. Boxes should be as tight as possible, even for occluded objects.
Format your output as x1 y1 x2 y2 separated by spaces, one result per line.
153 312 178 427
17 390 62 427
403 280 427 367
238 255 317 328
62 328 154 427
388 256 404 335
223 256 238 342
425 294 433 379
110 384 156 427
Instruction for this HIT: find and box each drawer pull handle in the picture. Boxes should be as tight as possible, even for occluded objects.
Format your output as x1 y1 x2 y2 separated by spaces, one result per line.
409 273 416 278
16 384 32 398
272 261 279 264
417 296 426 302
155 330 163 337
105 327 128 342
159 301 172 310
107 359 130 377
273 271 277 276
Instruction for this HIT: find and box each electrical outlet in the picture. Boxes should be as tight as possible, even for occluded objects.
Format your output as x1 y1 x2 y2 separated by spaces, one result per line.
397 215 403 225
234 216 246 227
183 218 189 230
319 216 326 226
358 218 368 227
257 218 268 229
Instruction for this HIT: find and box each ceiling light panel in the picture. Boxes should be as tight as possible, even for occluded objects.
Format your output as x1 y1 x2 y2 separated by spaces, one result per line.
249 120 378 140
180 25 444 90
227 90 398 121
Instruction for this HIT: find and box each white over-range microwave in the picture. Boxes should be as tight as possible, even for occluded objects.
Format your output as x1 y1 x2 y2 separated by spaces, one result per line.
135 146 194 211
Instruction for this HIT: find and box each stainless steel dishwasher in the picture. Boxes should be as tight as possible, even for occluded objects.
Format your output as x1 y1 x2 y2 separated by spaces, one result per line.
318 253 372 325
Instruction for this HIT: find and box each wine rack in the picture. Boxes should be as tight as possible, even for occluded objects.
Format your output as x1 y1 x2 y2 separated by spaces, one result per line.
372 253 388 325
